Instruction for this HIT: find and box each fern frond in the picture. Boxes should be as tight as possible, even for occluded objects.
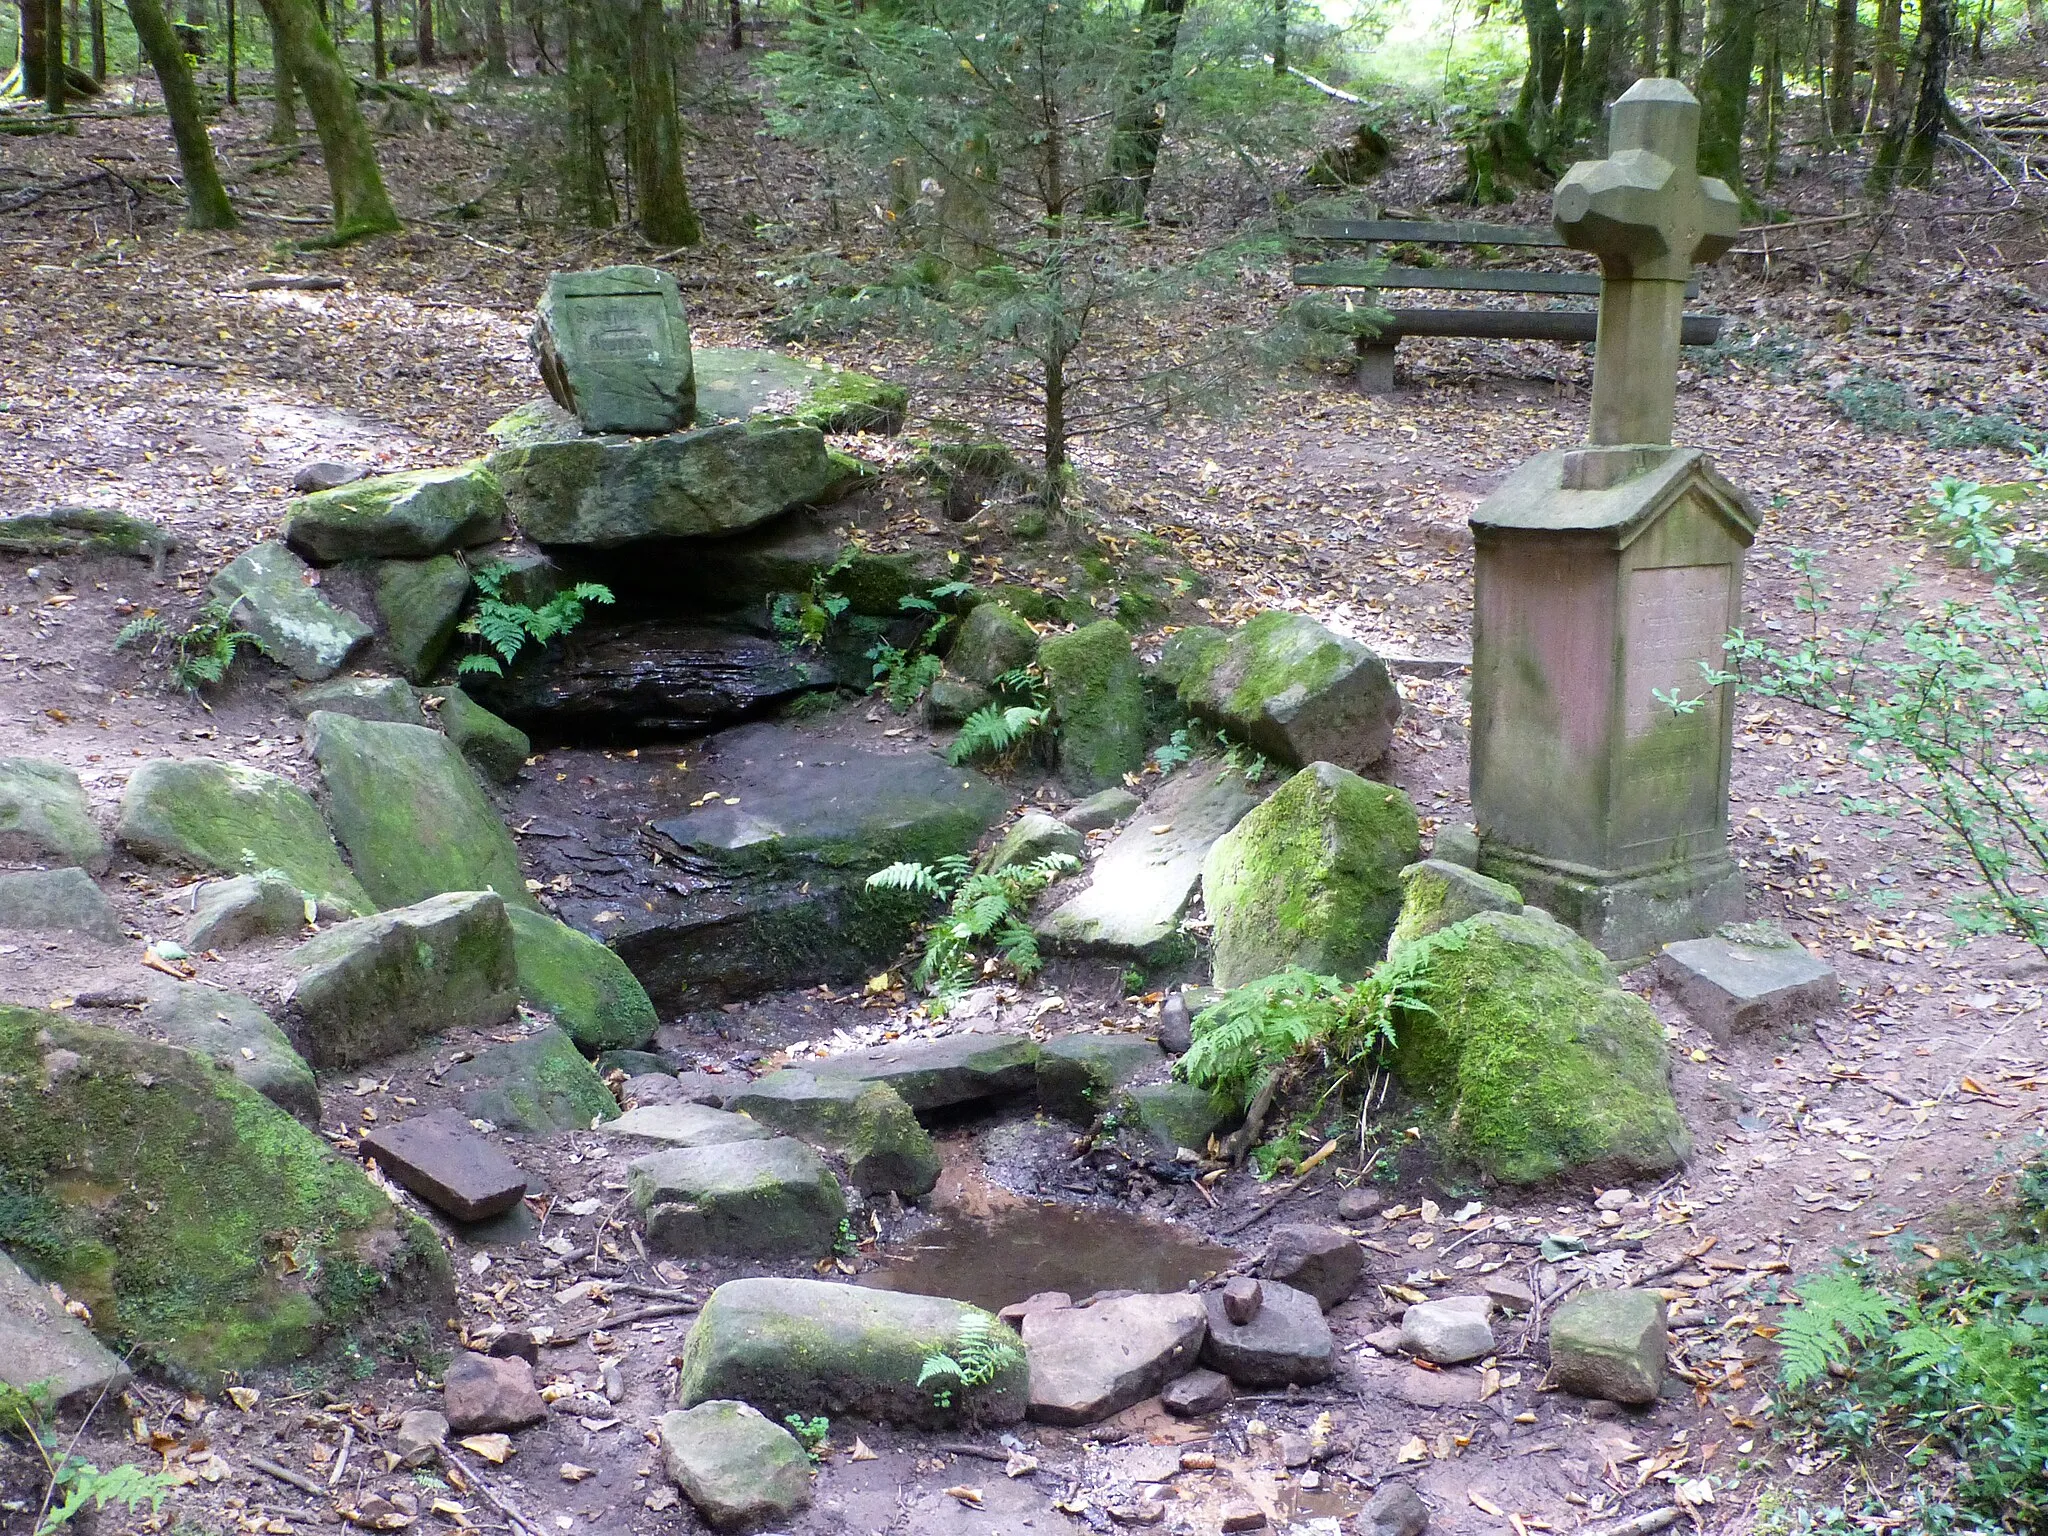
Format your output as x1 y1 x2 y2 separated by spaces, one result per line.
866 861 949 899
457 654 505 677
1778 1268 1896 1389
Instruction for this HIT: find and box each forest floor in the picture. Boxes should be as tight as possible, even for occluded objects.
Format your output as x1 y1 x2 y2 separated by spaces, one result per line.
3 35 2048 1536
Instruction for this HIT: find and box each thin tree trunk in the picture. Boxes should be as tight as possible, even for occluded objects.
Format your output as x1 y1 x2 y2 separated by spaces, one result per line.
181 0 205 54
88 0 104 78
372 0 386 75
1900 0 1953 182
1271 0 1285 72
482 0 508 72
1865 0 1901 128
1516 0 1567 129
65 0 77 65
1639 0 1662 77
259 0 402 239
1093 0 1189 218
1827 0 1854 134
130 0 239 226
624 0 698 243
44 0 65 111
1696 0 1759 191
1663 0 1684 72
561 0 615 225
225 0 236 102
269 20 298 142
1558 0 1586 134
415 0 434 63
726 0 740 46
1563 0 1620 140
1760 0 1783 182
19 0 48 98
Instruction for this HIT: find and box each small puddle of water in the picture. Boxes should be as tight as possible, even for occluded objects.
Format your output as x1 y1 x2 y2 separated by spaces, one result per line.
859 1203 1237 1314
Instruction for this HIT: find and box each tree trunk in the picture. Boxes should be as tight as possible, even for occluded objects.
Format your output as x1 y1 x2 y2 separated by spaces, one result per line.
269 19 299 142
726 0 740 46
1827 0 1854 134
561 0 616 225
1639 0 1661 77
44 0 64 111
1696 0 1759 190
19 0 47 98
129 0 239 227
88 0 104 79
372 0 386 74
415 0 435 64
1865 0 1901 128
624 0 699 243
258 0 402 239
1562 0 1620 142
1759 0 1783 183
1516 0 1567 130
1663 0 1684 71
1271 0 1285 72
66 0 78 66
482 0 508 72
1557 0 1586 136
225 0 235 102
1092 0 1189 218
1900 0 1953 183
180 0 205 54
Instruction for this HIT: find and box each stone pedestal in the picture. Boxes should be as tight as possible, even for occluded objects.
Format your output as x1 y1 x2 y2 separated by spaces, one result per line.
1470 444 1757 961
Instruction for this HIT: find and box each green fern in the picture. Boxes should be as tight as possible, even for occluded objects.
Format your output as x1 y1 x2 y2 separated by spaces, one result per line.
457 563 614 676
115 599 256 695
917 1314 1024 1411
947 703 1047 765
1776 1268 1897 1389
865 850 1077 1004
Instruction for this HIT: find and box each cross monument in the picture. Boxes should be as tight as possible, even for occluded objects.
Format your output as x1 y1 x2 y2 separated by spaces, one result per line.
1467 79 1760 962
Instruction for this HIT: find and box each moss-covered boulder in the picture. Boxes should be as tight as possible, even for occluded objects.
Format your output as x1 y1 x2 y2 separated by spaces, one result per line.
487 422 842 549
629 1137 848 1259
116 758 371 914
437 686 531 786
209 541 373 682
0 757 107 872
505 906 657 1054
0 506 175 566
373 555 470 682
1039 620 1147 792
282 462 508 565
695 347 907 435
948 602 1038 686
305 713 533 911
1152 625 1228 690
289 675 427 726
983 810 1082 875
1177 611 1401 772
727 1073 939 1198
1386 859 1523 958
1114 1082 1240 1159
138 979 319 1123
1036 1034 1157 1124
451 1026 619 1132
0 1007 451 1386
678 1277 1027 1428
1391 911 1692 1186
1202 763 1419 989
286 891 520 1069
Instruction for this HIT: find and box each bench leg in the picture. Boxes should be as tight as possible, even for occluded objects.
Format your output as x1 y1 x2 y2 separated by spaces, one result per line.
1354 340 1398 394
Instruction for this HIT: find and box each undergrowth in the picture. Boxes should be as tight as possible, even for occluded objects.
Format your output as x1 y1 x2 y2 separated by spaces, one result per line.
1827 373 2037 453
457 562 613 677
1771 1152 2048 1530
115 597 257 694
1 1381 173 1535
948 665 1051 766
917 1314 1024 1412
865 849 1079 1007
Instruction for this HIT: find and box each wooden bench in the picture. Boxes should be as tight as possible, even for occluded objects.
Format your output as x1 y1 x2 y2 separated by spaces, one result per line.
1292 217 1726 392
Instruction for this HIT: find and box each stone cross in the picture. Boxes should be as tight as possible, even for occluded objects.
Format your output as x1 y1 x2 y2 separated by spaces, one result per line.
1553 79 1741 450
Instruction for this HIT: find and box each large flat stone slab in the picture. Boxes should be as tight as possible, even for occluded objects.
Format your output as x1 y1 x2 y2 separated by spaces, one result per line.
0 868 120 941
803 1033 1040 1113
604 1102 773 1147
678 1277 1026 1428
361 1112 529 1223
1021 1293 1208 1426
0 1249 132 1412
282 461 506 565
1199 1281 1333 1387
726 1072 939 1197
1036 767 1262 958
209 540 373 681
627 1137 846 1259
0 757 107 872
117 757 371 915
1657 935 1839 1040
286 891 519 1069
695 346 906 434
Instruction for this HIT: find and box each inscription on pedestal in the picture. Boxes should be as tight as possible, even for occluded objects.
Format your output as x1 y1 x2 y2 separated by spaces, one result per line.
1618 562 1731 852
533 265 696 435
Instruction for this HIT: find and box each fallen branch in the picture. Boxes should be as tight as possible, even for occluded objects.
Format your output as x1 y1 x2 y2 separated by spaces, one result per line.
0 169 111 214
245 274 345 291
1578 1508 1682 1536
1259 56 1363 105
443 1447 545 1536
247 1456 330 1498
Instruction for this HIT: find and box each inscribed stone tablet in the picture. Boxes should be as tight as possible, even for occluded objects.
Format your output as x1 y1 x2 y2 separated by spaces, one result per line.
533 265 696 435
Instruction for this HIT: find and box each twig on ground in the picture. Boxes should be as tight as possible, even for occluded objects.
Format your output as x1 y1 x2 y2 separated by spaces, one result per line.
248 1455 330 1498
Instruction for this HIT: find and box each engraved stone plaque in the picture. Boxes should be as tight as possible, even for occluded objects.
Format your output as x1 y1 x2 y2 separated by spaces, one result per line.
533 265 696 436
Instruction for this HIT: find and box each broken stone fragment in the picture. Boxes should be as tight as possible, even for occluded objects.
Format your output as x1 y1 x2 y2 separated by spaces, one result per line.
1021 1292 1208 1426
1175 609 1401 772
186 871 311 951
1399 1295 1495 1365
1358 1481 1431 1536
1200 1280 1332 1387
1657 934 1839 1041
390 1408 449 1468
0 1248 131 1413
1261 1225 1365 1311
442 1352 547 1433
1548 1288 1668 1405
209 540 373 681
658 1399 812 1533
1221 1277 1263 1326
1159 1368 1233 1417
361 1111 529 1224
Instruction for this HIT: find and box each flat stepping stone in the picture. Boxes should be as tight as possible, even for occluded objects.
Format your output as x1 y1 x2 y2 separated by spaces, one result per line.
0 1249 131 1411
659 1400 814 1532
1036 766 1261 958
1021 1292 1207 1426
1036 1033 1157 1123
1657 935 1839 1040
1200 1280 1333 1388
726 1072 938 1197
628 1137 846 1259
693 346 906 434
0 868 120 942
209 540 372 681
1399 1295 1494 1364
805 1032 1040 1112
0 757 107 872
282 461 505 564
186 871 312 951
604 1103 772 1147
361 1111 529 1223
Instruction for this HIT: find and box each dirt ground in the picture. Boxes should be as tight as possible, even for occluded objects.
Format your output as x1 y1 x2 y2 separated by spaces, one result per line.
3 39 2048 1536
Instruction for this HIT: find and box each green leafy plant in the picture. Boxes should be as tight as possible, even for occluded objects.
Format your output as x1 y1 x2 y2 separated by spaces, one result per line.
867 579 974 711
948 665 1051 766
1827 374 2036 453
833 1217 858 1258
1151 725 1197 773
115 597 257 694
783 1413 831 1459
916 1313 1024 1412
1716 492 2048 957
1772 1154 2048 1527
866 850 1079 1005
2 1381 173 1535
457 563 614 677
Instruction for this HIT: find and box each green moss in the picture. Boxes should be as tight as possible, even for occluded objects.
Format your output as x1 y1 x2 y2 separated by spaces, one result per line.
1390 912 1690 1185
456 1026 620 1131
798 372 909 434
0 1007 450 1386
506 906 657 1053
1386 859 1523 957
1204 764 1419 989
1038 620 1147 792
1216 611 1351 719
0 506 176 563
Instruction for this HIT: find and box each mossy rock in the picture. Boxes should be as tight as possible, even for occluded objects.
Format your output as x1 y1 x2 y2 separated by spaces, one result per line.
947 602 1037 686
1152 626 1228 691
0 1007 452 1387
116 758 370 915
1036 1034 1158 1124
628 1137 848 1258
694 347 907 435
289 675 427 726
1390 911 1692 1186
283 462 507 565
1114 1081 1240 1159
1387 859 1522 958
0 506 176 566
437 686 531 786
1177 610 1400 772
373 555 470 683
506 906 658 1054
727 1073 939 1198
1203 763 1420 989
306 712 533 911
1039 620 1147 793
452 1026 620 1132
0 756 107 872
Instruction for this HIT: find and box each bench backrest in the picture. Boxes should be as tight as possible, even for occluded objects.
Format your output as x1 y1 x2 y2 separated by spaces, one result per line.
1298 218 1567 247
